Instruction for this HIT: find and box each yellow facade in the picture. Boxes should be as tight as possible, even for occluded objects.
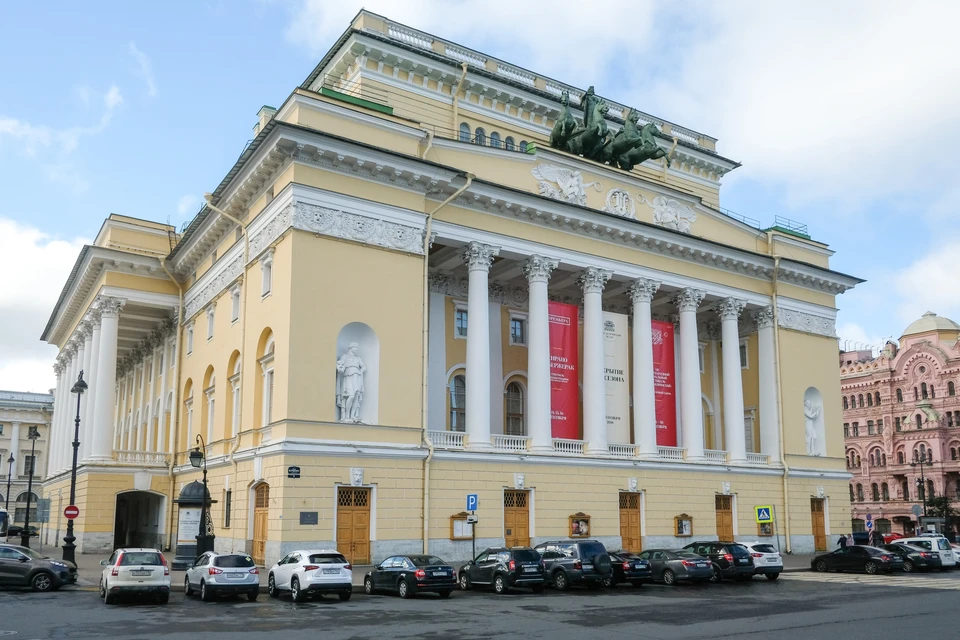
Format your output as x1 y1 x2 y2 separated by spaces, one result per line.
41 11 859 565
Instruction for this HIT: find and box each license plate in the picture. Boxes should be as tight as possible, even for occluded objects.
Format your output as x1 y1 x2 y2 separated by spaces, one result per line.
322 568 340 575
697 563 708 568
738 559 748 564
768 558 779 563
225 573 244 579
634 563 647 570
432 571 447 576
523 566 537 573
131 570 151 577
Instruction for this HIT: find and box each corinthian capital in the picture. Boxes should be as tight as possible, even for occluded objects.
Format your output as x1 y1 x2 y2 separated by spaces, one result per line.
673 288 705 313
523 255 559 284
754 306 775 329
628 278 661 304
96 296 126 318
577 267 612 295
461 242 500 272
718 297 746 321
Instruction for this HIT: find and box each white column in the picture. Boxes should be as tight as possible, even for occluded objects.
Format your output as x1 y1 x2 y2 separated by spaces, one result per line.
9 421 21 479
91 297 123 461
462 242 499 451
146 346 159 452
60 343 79 472
50 360 65 473
83 312 102 461
676 288 705 460
755 307 780 461
159 339 170 453
523 255 558 453
580 267 611 455
629 278 660 458
719 298 747 463
78 321 94 459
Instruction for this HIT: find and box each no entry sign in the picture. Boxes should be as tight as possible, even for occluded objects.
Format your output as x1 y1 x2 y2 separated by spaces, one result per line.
64 505 80 520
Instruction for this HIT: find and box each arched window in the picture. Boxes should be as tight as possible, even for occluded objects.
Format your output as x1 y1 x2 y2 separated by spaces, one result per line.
856 454 862 467
902 480 910 501
914 387 919 400
843 397 849 410
850 395 856 407
505 136 515 151
898 451 905 464
896 388 903 403
849 485 855 502
875 392 881 405
229 355 242 439
519 140 528 152
867 393 873 407
15 491 39 502
858 394 864 407
916 414 923 429
869 452 875 467
881 453 886 466
856 484 864 501
450 375 466 432
931 384 936 398
504 382 525 435
489 131 502 148
881 483 890 501
474 128 486 146
952 447 958 461
260 335 275 428
950 381 956 396
459 122 471 142
871 483 879 501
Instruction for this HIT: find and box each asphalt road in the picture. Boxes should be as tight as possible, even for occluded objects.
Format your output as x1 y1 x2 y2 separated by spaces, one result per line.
1 572 958 640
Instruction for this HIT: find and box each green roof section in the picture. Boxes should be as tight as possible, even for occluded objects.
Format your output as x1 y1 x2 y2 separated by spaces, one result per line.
764 225 811 240
320 87 394 115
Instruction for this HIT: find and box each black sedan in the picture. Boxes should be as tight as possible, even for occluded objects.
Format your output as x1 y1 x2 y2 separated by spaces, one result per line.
811 545 903 574
881 542 942 572
604 550 652 587
363 555 457 598
635 549 713 585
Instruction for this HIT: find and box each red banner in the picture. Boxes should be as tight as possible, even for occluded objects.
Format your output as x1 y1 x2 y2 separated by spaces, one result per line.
651 320 677 446
549 302 580 439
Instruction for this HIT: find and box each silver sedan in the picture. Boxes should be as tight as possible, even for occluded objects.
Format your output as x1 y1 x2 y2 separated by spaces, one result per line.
185 552 260 601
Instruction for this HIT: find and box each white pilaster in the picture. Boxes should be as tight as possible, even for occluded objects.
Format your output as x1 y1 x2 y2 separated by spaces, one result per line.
427 292 447 432
580 267 611 455
61 343 79 472
83 311 102 461
719 298 747 463
91 297 123 461
50 361 65 473
159 339 171 454
462 242 499 451
756 307 780 461
523 255 558 453
9 421 21 477
676 288 705 460
488 301 504 436
628 278 660 458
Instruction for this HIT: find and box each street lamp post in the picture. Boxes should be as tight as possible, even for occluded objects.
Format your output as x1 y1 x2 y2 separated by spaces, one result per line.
188 434 213 556
62 372 87 564
4 453 12 511
910 449 933 524
20 427 40 548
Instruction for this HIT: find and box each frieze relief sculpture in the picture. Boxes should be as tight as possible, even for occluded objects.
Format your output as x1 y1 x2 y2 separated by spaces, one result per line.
336 342 366 423
639 194 697 233
531 164 601 206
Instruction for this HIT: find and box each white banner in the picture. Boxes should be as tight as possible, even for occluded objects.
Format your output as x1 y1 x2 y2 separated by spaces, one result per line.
603 312 631 444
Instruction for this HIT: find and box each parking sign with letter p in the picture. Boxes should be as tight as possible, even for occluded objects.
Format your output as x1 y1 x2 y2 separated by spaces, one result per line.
466 493 478 511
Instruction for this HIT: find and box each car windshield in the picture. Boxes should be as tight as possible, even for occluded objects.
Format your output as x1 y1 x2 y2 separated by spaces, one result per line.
511 549 540 562
727 544 749 557
308 553 347 564
751 544 777 554
578 542 607 558
409 555 446 567
214 555 255 568
120 552 163 566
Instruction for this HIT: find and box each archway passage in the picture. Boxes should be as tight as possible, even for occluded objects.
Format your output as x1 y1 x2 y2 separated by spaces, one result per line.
113 491 164 550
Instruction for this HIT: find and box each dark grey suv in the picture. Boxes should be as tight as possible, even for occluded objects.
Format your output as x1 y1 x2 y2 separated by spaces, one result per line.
0 544 78 591
534 540 612 590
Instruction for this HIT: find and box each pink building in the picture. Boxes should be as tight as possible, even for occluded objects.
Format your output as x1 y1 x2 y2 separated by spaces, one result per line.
841 312 960 536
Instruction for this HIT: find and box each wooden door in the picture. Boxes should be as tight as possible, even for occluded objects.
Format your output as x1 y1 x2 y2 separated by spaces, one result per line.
811 498 827 551
503 490 530 547
252 484 269 565
619 492 642 552
715 495 734 541
337 487 371 564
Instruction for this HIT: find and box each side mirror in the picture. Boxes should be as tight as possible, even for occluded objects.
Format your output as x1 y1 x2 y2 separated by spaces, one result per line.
19 556 29 563
374 564 382 571
100 560 109 566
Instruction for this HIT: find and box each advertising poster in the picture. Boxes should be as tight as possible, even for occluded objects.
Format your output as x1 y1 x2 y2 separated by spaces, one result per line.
177 508 201 545
602 312 631 444
651 319 678 446
549 302 580 439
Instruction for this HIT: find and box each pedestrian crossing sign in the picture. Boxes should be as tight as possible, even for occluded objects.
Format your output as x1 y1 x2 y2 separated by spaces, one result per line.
755 506 773 523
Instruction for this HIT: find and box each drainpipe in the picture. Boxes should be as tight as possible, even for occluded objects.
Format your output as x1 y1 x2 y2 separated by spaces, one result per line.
767 235 792 553
451 62 469 135
421 172 474 553
420 128 435 161
159 261 183 552
204 194 250 553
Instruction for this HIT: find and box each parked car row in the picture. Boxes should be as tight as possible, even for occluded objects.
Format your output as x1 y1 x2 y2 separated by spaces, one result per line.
811 535 957 574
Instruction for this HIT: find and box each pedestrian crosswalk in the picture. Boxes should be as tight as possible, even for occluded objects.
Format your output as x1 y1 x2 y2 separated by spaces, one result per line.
780 571 960 591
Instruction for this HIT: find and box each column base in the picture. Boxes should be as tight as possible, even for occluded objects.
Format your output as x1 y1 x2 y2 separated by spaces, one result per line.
585 444 609 456
686 454 705 461
636 451 659 460
466 441 493 452
728 456 748 464
528 443 554 454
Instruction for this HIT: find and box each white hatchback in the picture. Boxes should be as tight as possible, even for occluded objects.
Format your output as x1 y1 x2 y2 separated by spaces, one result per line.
267 549 353 602
99 548 171 604
899 536 956 569
742 541 783 580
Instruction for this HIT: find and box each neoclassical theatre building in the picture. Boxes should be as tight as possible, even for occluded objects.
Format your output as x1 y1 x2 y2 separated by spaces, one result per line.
41 11 861 564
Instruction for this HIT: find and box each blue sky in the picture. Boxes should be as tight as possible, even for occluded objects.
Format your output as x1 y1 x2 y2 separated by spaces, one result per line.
2 0 959 392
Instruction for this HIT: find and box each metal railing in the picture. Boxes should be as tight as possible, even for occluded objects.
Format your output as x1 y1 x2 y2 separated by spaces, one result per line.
608 443 637 458
552 438 585 455
492 435 529 452
657 446 686 461
428 431 465 450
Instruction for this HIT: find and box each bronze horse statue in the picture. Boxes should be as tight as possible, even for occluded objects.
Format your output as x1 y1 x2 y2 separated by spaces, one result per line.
549 90 578 150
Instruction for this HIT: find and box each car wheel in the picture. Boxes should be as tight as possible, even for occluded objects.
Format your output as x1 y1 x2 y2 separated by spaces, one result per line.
291 577 306 603
201 581 214 601
814 560 829 572
766 573 780 581
493 575 508 595
532 585 545 594
903 560 914 573
31 572 54 593
864 561 878 575
663 569 676 586
439 590 452 599
709 566 721 583
103 581 115 605
459 573 470 591
99 578 106 599
364 577 375 595
267 574 278 598
157 593 170 604
339 592 351 602
247 591 258 602
398 579 411 599
553 571 569 591
184 576 193 597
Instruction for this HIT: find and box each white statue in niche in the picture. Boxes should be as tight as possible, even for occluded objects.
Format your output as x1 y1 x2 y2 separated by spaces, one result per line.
804 399 822 456
336 342 365 423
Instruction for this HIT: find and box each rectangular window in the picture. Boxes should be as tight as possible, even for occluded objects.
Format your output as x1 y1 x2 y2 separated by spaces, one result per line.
867 420 874 435
843 423 849 437
949 413 955 428
698 344 706 374
186 325 194 354
207 307 215 340
261 250 274 297
0 424 4 435
224 489 232 528
455 308 468 338
852 422 859 436
231 288 240 322
509 316 526 346
23 455 35 477
895 417 901 432
739 342 748 369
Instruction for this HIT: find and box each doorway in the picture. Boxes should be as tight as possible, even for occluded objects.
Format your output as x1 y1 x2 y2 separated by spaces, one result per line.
113 491 165 550
503 490 530 547
336 487 371 564
619 492 642 552
810 498 826 551
715 495 734 541
252 484 270 565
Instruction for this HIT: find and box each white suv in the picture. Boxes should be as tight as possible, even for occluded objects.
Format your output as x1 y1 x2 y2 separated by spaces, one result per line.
99 548 171 604
267 549 352 602
742 541 783 580
899 536 956 569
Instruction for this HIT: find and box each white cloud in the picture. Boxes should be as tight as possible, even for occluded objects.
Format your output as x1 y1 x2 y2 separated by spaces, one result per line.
104 84 124 110
0 218 88 393
837 322 891 353
177 195 199 217
128 42 157 98
892 240 960 326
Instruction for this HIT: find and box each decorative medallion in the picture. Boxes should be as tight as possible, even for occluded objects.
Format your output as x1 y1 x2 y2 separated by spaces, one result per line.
603 188 635 218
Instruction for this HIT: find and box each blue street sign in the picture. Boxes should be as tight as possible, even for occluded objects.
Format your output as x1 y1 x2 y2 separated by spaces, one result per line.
866 513 872 521
466 494 479 512
754 506 772 523
866 520 874 530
